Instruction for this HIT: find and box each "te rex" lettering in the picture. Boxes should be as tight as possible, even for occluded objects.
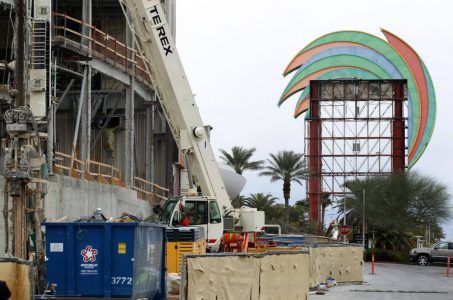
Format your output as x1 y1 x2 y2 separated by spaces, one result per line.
149 5 173 56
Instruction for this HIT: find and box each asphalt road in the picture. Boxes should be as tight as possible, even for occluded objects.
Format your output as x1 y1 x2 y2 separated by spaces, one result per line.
309 262 453 300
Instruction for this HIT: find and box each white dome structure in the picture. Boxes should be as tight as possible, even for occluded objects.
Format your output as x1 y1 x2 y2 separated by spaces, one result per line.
217 162 246 199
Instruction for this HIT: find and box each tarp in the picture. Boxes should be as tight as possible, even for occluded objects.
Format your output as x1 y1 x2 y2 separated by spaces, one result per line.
186 252 309 300
184 245 363 299
309 245 363 287
259 253 309 300
0 258 31 300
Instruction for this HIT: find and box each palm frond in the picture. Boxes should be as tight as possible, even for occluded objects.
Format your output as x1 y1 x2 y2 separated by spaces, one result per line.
219 146 264 175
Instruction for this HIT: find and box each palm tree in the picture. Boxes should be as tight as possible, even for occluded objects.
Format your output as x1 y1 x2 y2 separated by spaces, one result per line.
266 204 285 223
340 172 450 249
259 151 308 227
292 199 309 226
219 146 264 175
232 194 246 209
244 193 278 212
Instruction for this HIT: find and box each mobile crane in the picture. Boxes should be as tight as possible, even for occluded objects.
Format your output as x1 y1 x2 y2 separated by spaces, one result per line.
119 0 264 251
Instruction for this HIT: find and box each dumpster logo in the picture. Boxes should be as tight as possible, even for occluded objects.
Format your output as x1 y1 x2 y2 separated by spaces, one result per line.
81 245 98 262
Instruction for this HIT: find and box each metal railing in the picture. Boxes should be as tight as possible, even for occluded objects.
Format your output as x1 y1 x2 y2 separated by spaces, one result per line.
54 152 168 202
86 159 122 184
54 151 85 178
133 177 169 203
52 12 152 87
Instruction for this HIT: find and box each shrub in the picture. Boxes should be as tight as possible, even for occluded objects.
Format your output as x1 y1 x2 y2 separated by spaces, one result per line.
365 248 404 262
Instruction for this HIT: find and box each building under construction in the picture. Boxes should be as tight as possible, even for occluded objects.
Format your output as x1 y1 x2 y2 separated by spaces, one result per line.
0 0 181 258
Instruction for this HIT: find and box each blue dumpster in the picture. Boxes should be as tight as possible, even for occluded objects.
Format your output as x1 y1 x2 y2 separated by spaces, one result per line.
44 222 166 298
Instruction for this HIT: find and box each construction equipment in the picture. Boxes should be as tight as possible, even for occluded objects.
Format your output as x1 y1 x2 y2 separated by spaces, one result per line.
166 227 205 273
0 0 49 263
119 0 264 251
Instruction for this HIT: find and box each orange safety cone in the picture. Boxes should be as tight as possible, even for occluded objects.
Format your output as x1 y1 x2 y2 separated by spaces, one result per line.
370 251 376 275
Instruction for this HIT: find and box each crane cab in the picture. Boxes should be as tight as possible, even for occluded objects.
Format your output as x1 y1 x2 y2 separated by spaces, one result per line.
158 196 224 251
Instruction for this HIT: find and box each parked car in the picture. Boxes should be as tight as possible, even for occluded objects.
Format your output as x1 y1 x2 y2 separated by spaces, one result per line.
409 241 453 266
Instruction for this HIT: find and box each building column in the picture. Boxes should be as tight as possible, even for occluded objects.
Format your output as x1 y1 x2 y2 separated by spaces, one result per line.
14 0 26 106
145 103 155 182
80 65 91 167
124 8 136 187
47 103 54 173
124 78 135 187
165 124 174 196
80 0 92 171
82 0 92 49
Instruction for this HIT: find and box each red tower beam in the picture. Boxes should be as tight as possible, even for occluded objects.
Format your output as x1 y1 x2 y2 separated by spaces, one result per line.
392 81 405 172
308 81 322 233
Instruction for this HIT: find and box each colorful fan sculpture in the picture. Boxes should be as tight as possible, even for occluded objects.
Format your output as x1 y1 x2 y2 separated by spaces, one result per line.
279 30 436 168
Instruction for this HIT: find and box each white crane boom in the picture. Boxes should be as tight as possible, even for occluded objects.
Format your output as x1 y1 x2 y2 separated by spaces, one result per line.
120 0 232 211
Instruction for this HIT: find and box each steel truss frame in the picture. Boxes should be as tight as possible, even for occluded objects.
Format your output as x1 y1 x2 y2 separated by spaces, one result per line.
305 80 407 231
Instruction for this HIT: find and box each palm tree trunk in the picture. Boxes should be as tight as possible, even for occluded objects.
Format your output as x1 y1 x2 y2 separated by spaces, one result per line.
283 180 291 228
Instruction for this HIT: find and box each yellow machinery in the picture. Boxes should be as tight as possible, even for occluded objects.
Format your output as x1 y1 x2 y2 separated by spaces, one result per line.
166 240 206 273
166 227 205 273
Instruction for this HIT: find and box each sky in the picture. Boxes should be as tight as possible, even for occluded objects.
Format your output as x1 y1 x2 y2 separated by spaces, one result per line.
175 0 453 238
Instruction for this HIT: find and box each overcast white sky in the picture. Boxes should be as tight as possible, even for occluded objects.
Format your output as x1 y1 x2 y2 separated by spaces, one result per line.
175 0 453 238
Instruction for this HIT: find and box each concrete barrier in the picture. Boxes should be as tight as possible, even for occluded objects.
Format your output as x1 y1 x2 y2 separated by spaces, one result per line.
183 252 310 300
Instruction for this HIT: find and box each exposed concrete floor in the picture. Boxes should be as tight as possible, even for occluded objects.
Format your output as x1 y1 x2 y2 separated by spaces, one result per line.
309 262 453 300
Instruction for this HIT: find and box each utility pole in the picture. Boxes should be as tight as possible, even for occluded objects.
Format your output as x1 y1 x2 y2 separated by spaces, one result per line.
362 188 366 249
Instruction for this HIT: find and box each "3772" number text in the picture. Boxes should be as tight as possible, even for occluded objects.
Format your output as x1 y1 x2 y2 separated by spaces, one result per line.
111 276 132 285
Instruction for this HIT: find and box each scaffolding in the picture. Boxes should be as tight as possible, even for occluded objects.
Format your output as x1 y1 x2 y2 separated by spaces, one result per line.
305 80 407 230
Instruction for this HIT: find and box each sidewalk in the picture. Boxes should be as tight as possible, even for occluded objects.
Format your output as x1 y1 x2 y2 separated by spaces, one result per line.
309 262 453 300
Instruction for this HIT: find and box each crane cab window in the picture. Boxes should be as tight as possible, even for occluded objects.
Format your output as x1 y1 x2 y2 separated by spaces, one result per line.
209 201 221 224
183 201 208 225
159 199 177 224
